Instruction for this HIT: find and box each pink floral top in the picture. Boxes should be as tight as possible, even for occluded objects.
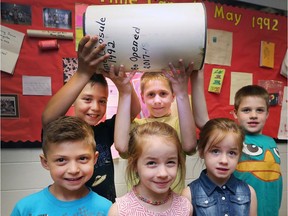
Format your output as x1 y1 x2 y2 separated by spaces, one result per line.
116 190 192 216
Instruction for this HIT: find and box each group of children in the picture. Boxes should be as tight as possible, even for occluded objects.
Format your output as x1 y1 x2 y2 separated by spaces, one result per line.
11 35 282 216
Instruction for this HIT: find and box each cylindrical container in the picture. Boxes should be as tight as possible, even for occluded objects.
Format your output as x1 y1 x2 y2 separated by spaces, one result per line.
84 3 206 72
38 39 59 50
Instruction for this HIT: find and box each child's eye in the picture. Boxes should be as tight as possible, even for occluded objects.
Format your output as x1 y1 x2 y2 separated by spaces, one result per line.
160 92 168 97
256 108 265 113
211 149 220 154
79 156 89 162
55 158 66 164
83 97 92 102
241 108 251 113
147 93 155 97
99 100 107 105
167 160 177 167
228 151 237 156
146 161 156 166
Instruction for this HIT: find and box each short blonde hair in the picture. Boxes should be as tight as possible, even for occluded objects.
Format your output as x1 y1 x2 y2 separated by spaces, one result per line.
140 72 173 94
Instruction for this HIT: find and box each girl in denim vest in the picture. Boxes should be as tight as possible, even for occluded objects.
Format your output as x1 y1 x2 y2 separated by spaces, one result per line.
182 118 257 216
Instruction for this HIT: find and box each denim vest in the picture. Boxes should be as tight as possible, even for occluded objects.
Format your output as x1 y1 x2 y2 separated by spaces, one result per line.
189 170 251 216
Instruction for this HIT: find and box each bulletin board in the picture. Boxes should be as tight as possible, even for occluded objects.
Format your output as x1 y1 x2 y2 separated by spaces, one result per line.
1 0 287 147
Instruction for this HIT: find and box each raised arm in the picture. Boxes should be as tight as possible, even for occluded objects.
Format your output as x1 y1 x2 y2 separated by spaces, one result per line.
163 59 197 155
108 65 138 156
42 35 109 128
190 67 209 129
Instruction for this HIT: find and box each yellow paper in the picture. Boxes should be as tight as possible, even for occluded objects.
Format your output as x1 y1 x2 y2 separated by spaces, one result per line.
260 41 275 68
208 68 225 93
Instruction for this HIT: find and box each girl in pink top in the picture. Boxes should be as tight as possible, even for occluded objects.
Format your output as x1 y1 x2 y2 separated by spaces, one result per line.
109 121 192 216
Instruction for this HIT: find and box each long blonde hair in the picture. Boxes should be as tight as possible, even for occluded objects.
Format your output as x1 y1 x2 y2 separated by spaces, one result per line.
126 121 186 190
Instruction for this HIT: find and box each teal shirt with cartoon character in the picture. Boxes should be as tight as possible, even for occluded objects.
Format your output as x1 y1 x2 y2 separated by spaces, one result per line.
234 134 282 216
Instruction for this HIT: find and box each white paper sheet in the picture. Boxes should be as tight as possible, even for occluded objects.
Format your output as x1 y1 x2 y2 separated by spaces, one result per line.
278 86 288 139
1 25 25 74
22 76 52 96
230 72 253 105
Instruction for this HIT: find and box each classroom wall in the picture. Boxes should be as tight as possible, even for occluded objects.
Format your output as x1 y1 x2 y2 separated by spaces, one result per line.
1 1 287 215
2 0 287 144
1 143 287 216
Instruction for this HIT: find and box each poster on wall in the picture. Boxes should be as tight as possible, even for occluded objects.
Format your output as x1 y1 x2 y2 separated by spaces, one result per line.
0 2 32 25
0 94 19 118
43 8 72 29
1 0 287 143
277 86 288 139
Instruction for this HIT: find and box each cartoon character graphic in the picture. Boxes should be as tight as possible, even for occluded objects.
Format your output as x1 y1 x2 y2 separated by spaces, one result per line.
234 134 282 216
236 142 281 181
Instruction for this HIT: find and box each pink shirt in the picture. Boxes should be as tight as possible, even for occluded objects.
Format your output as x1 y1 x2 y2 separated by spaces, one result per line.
116 190 192 216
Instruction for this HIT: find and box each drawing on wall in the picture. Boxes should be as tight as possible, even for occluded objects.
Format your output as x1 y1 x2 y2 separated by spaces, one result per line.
260 41 275 68
43 8 72 29
1 2 32 25
63 57 78 83
0 94 19 118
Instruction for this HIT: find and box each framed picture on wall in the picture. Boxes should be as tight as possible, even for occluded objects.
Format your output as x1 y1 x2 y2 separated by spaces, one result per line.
0 2 32 25
43 8 72 29
0 94 19 118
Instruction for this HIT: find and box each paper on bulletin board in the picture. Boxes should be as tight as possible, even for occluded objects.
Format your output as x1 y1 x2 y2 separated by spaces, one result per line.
260 41 275 68
0 25 25 75
230 72 253 105
208 68 225 93
278 86 288 139
204 29 232 66
22 76 52 95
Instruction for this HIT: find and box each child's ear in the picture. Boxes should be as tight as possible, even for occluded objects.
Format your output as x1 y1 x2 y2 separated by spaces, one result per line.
93 151 99 165
233 109 238 119
40 154 50 171
172 93 176 102
141 94 145 104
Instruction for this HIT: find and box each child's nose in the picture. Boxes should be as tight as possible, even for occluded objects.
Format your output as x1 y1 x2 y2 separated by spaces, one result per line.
68 161 80 174
220 154 228 164
250 110 258 118
157 165 168 177
91 101 100 111
153 95 161 103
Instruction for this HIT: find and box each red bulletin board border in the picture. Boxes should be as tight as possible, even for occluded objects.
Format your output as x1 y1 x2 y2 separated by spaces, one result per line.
1 0 287 145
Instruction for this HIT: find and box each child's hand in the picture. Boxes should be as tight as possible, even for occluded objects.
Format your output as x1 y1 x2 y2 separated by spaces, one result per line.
163 59 194 95
105 65 136 94
77 35 110 77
